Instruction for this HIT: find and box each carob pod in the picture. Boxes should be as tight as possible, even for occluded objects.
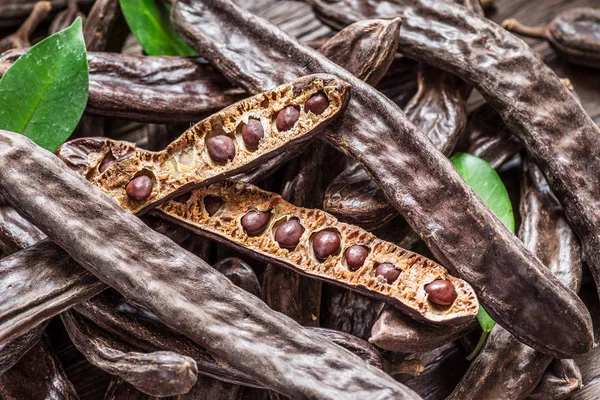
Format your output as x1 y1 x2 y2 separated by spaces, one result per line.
170 0 593 358
156 179 478 325
61 310 198 397
0 132 420 399
0 50 247 123
0 322 47 375
312 0 600 352
56 74 350 214
0 1 52 53
49 0 84 34
83 0 120 50
0 216 190 344
370 307 477 353
0 335 79 399
0 200 46 254
447 158 583 400
503 8 600 68
213 257 261 297
0 0 94 29
527 359 582 400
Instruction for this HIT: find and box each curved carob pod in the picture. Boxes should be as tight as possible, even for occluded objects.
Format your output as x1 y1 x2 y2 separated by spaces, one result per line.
0 335 79 399
0 322 47 375
49 0 84 34
213 257 261 297
0 132 419 399
0 50 247 123
502 8 600 68
0 1 52 53
528 359 582 400
170 0 593 358
447 158 583 400
0 200 46 254
61 310 198 397
155 180 478 325
56 74 349 214
312 0 600 341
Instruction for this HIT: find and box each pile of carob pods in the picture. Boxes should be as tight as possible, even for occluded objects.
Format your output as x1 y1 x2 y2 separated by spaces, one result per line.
0 0 600 398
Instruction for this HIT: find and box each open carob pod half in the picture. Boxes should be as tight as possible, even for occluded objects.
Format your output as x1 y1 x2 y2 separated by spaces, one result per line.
154 179 478 326
503 8 600 68
57 74 350 214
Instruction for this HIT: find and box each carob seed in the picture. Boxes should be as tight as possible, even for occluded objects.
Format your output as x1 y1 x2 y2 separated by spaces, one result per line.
242 119 264 149
274 219 305 249
305 92 329 115
425 279 458 306
99 160 114 173
204 196 224 216
275 106 300 131
241 210 271 235
345 245 368 271
206 135 236 163
125 175 153 201
312 230 341 260
375 263 400 284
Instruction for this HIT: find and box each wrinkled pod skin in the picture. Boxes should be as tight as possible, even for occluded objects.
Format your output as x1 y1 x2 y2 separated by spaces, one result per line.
61 310 198 397
448 158 583 400
171 0 594 358
503 8 600 68
312 0 600 356
527 359 582 400
0 132 420 399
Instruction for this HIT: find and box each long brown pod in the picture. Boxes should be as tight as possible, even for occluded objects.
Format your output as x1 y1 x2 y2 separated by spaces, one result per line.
83 0 120 51
170 0 593 358
0 335 79 399
448 158 583 400
0 200 46 254
61 310 198 397
0 0 94 29
528 359 582 400
312 0 600 334
0 50 247 123
0 322 47 375
0 132 420 399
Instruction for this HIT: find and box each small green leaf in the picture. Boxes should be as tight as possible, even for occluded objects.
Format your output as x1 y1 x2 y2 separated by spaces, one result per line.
451 152 515 360
0 18 89 152
120 0 198 56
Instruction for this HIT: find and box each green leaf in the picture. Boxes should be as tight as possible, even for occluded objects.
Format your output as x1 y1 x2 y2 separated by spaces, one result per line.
0 18 89 152
451 152 516 360
120 0 198 56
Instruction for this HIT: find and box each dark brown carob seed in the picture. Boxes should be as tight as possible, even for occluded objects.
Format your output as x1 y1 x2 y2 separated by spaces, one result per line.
312 230 341 260
125 175 153 201
275 106 300 131
305 92 329 115
241 210 270 235
241 119 264 149
206 135 236 163
274 219 304 249
344 245 368 271
99 159 114 173
204 196 224 216
425 280 457 306
375 263 400 284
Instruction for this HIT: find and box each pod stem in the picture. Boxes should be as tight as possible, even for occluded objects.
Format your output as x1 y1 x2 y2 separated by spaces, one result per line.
466 330 489 361
501 18 549 40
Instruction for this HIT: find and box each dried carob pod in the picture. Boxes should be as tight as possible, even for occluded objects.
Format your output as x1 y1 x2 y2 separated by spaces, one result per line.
528 359 582 400
0 132 419 399
0 50 247 123
62 310 198 397
49 0 84 34
0 335 79 399
0 0 93 29
83 0 120 51
155 179 477 325
56 74 350 214
0 200 46 254
0 1 52 53
447 158 583 400
213 257 261 297
0 322 47 375
503 8 600 68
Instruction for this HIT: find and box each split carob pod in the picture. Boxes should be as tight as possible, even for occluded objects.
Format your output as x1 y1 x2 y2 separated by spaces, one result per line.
171 0 594 358
61 310 198 397
0 335 79 399
0 50 247 123
313 0 600 354
0 133 420 399
57 74 350 215
528 359 582 400
213 257 261 297
502 8 600 69
0 1 52 53
0 216 190 344
155 179 478 325
0 322 47 375
447 158 583 400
